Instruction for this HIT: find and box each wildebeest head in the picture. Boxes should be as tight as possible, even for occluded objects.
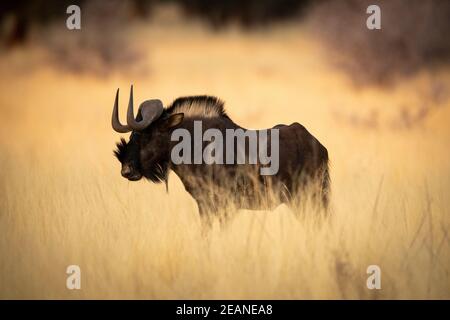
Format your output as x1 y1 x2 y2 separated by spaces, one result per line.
112 86 184 183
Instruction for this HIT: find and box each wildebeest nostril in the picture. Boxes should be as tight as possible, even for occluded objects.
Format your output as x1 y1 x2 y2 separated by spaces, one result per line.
121 165 132 177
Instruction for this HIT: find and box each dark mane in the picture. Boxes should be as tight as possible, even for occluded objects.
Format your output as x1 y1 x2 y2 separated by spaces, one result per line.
165 95 228 118
114 138 127 162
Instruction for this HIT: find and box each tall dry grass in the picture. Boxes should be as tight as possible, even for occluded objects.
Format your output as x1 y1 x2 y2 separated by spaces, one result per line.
0 13 449 299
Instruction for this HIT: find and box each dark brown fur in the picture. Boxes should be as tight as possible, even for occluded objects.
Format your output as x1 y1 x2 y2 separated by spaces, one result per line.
114 96 330 222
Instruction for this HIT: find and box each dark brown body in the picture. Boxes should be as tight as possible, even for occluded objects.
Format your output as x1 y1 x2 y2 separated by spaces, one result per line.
113 94 329 223
169 116 330 218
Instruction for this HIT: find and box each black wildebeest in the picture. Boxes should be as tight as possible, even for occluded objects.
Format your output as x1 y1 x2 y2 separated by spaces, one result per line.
112 86 329 223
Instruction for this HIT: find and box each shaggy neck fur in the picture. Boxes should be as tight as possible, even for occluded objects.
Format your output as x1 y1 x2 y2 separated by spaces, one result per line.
114 96 232 190
165 95 229 119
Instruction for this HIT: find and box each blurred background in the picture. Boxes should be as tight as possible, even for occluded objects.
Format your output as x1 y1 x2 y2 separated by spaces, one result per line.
0 0 449 299
1 0 449 128
2 0 450 81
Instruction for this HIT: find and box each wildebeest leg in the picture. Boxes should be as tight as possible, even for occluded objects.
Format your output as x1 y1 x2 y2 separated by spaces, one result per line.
286 185 330 223
285 167 330 214
217 207 237 231
197 200 217 232
197 199 234 233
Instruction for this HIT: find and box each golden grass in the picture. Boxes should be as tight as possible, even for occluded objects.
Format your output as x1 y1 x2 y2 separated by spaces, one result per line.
0 17 449 299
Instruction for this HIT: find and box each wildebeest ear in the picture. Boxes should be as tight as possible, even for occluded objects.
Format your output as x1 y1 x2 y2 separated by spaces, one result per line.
164 113 184 129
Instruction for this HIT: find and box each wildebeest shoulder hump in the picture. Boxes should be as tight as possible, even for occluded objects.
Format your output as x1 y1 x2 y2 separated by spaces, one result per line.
166 95 228 119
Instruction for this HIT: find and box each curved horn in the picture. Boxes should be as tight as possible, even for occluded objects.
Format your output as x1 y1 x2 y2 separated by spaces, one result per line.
127 85 163 131
111 88 131 133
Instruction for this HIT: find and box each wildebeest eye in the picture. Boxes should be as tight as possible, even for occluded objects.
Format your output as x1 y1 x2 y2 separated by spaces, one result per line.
114 138 128 162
